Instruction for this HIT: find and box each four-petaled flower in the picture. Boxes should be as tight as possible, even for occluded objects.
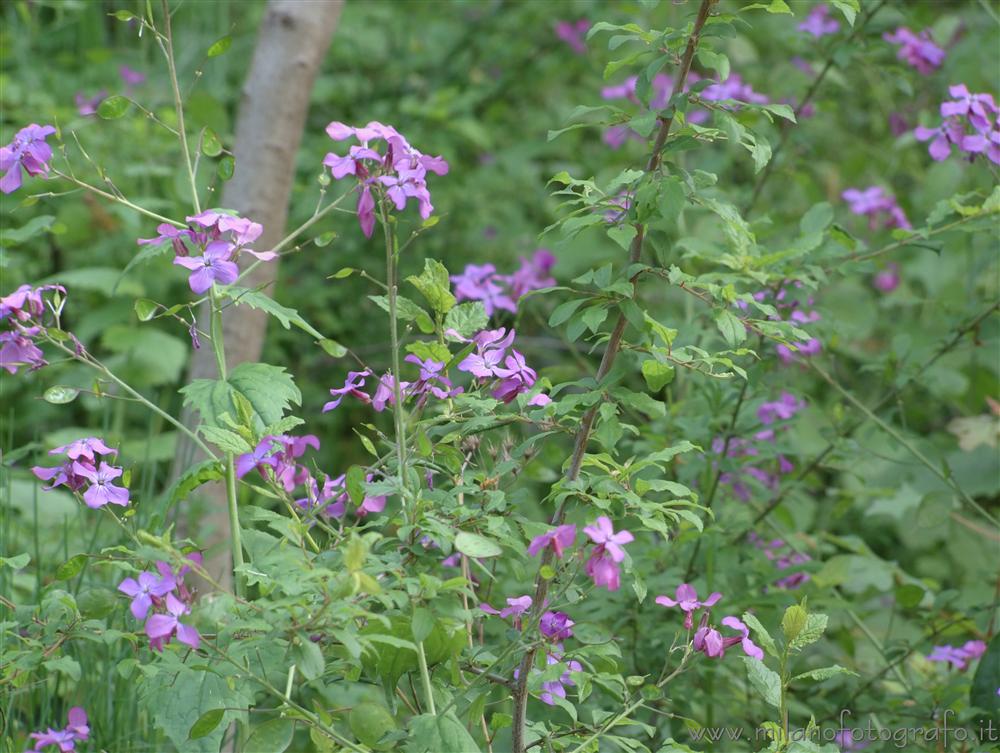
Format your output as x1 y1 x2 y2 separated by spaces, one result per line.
75 461 130 508
118 570 176 620
480 595 533 629
172 241 239 294
883 27 945 75
145 593 201 651
655 584 722 630
0 123 56 194
797 4 839 38
693 615 764 660
527 524 577 558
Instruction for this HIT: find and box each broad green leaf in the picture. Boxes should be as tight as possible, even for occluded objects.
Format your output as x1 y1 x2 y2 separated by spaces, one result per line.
829 0 859 25
444 301 488 338
715 309 746 347
217 156 235 181
97 95 131 119
43 386 79 404
0 215 55 245
188 709 225 740
789 613 828 651
0 553 30 570
406 712 483 753
407 259 456 315
782 604 808 642
220 287 324 339
294 637 325 681
181 362 300 431
349 702 397 748
641 360 675 391
970 634 1000 716
454 530 503 558
201 128 223 157
161 460 224 510
55 554 88 580
800 202 833 236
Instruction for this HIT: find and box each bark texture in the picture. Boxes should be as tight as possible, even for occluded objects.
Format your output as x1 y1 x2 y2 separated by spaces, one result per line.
174 0 344 587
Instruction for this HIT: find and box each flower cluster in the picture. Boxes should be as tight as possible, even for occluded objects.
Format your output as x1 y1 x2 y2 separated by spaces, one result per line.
738 282 823 365
714 392 804 502
455 327 550 405
323 121 448 238
914 85 999 165
235 433 319 491
693 614 764 660
32 437 130 508
138 209 274 294
583 516 633 591
1 283 65 374
554 19 589 55
450 249 556 316
480 595 533 630
294 471 386 519
25 707 89 753
926 640 987 670
323 363 461 415
748 533 812 590
118 555 202 651
841 186 911 231
883 27 945 75
600 72 767 148
797 4 839 38
0 123 56 194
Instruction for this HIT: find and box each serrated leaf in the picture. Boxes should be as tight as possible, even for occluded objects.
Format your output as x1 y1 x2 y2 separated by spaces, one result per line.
741 656 781 707
200 426 252 454
444 301 488 338
220 287 324 339
741 612 779 659
180 362 301 431
407 259 456 314
161 460 223 510
790 665 857 683
789 613 828 651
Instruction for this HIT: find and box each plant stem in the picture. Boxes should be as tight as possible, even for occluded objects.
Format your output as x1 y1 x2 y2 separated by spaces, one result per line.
49 170 185 227
209 287 246 597
509 3 717 750
415 640 437 715
159 0 201 213
381 205 408 504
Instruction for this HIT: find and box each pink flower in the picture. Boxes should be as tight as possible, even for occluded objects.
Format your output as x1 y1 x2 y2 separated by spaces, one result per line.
51 437 117 462
655 584 722 630
797 4 839 38
555 19 590 55
583 516 633 561
527 524 577 558
145 593 201 650
873 263 900 293
883 27 945 75
27 707 88 752
0 123 56 194
480 595 533 629
693 614 764 660
75 461 130 508
323 369 373 411
172 241 239 294
941 84 999 131
118 570 176 620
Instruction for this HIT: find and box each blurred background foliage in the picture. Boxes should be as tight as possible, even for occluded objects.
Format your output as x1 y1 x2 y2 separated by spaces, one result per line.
1 0 998 750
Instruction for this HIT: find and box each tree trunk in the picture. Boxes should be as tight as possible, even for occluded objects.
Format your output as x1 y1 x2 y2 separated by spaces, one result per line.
174 0 344 590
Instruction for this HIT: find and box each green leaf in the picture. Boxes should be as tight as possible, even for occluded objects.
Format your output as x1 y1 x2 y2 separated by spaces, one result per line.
741 612 779 659
641 360 675 392
789 613 828 651
294 637 326 681
217 156 235 181
742 0 792 13
201 128 223 157
790 665 857 683
761 103 797 122
829 0 859 25
199 426 252 454
714 309 746 347
800 202 833 236
741 656 781 707
444 302 488 338
697 49 730 82
406 712 483 753
134 298 159 321
207 35 232 57
55 554 88 580
188 709 225 740
350 702 397 748
454 531 503 558
412 607 435 643
43 655 81 681
407 259 456 315
220 287 324 339
607 223 637 251
161 460 224 510
971 634 1000 715
43 386 80 404
782 604 808 642
361 617 466 689
97 95 131 119
0 553 30 570
550 299 585 328
181 362 301 431
313 230 337 247
245 719 294 752
0 215 55 245
318 338 347 358
369 294 435 333
345 465 367 506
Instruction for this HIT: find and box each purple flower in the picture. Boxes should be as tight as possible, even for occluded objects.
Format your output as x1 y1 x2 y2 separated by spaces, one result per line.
555 19 589 55
1 283 63 322
883 27 945 75
75 461 130 508
914 118 967 161
480 595 532 629
527 524 577 558
0 123 56 194
295 473 348 518
757 393 804 425
540 611 575 641
372 371 410 412
457 327 515 378
32 461 87 492
927 639 987 670
693 615 763 660
51 437 117 462
119 65 146 87
655 584 722 630
583 517 634 562
833 728 870 751
506 249 557 300
74 90 107 117
941 84 999 131
873 263 900 293
118 570 176 620
173 241 239 294
492 350 538 403
0 329 46 373
841 186 910 230
236 434 318 492
27 707 89 752
323 369 373 411
405 354 462 402
137 223 195 257
145 593 201 650
539 654 583 705
798 4 839 38
235 437 282 479
701 73 768 105
450 263 517 316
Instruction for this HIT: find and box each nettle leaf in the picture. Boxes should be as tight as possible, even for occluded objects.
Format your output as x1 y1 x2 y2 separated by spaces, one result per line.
741 656 781 707
443 301 488 338
220 287 324 340
790 665 858 684
180 362 300 431
406 712 482 753
407 259 456 315
789 613 828 651
369 294 435 333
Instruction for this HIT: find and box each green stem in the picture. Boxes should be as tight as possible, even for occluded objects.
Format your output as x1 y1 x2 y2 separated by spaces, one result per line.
159 0 200 213
49 170 185 227
415 640 437 715
381 205 408 503
209 288 245 597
